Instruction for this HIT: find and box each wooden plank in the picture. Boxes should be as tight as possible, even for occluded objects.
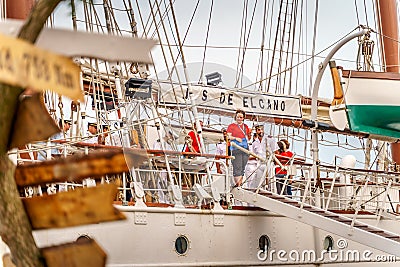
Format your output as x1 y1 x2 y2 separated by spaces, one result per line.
15 148 147 187
41 238 106 267
23 184 126 229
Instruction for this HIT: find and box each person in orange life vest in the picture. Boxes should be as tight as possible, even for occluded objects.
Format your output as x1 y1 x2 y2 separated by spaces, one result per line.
185 120 203 153
274 139 294 196
227 109 251 186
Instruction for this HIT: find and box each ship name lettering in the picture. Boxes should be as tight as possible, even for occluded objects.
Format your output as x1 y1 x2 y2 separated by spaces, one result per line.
267 99 272 109
280 101 285 111
259 98 264 109
242 96 258 109
184 87 189 99
219 92 233 105
202 89 208 101
242 97 286 111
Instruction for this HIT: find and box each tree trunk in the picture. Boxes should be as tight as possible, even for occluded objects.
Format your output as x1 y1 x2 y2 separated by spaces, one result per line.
0 0 63 266
0 155 43 267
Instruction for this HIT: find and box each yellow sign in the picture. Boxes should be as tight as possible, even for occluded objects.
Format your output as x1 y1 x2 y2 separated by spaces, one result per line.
0 33 83 100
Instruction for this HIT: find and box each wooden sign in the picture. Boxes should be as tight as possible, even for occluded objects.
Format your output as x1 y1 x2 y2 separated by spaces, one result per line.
41 238 106 267
9 93 60 149
2 254 16 267
15 149 147 187
23 184 126 229
0 33 83 100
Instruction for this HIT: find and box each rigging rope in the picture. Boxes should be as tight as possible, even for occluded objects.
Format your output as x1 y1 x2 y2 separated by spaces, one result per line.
354 0 361 26
198 0 214 84
234 0 259 88
306 0 318 97
256 0 269 91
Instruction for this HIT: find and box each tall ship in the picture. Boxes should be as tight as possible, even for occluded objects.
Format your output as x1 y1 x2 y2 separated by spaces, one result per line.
1 0 400 266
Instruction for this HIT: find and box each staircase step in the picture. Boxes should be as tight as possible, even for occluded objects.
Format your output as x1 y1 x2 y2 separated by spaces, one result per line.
354 224 369 229
325 214 340 218
282 200 298 204
386 236 400 242
271 196 286 200
310 210 326 214
376 232 400 239
336 217 352 222
367 229 384 234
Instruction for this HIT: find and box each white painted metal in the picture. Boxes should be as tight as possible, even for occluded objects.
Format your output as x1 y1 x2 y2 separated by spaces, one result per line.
343 75 400 105
33 206 400 266
232 187 400 257
329 104 348 131
0 19 156 62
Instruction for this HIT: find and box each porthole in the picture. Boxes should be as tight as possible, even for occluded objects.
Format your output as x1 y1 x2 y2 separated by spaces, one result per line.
323 235 334 251
258 235 271 252
76 234 92 244
175 235 189 255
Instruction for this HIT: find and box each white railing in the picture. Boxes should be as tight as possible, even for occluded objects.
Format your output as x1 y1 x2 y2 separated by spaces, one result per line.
10 142 400 224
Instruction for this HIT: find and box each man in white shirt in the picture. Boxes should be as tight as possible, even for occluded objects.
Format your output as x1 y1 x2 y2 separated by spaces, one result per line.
246 125 275 189
245 132 258 188
153 130 174 151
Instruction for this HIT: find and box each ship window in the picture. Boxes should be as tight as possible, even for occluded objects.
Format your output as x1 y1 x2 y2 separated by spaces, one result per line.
76 234 92 244
175 235 189 255
258 235 271 252
323 235 334 251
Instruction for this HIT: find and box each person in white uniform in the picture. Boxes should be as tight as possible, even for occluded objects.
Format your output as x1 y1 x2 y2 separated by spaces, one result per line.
152 130 175 203
245 132 258 188
153 130 174 151
246 125 276 189
86 122 99 144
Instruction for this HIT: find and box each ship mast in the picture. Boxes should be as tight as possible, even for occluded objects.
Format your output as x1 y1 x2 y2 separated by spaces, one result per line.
376 0 400 169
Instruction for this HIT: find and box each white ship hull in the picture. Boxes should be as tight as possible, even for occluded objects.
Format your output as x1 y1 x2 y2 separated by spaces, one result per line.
33 206 399 266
